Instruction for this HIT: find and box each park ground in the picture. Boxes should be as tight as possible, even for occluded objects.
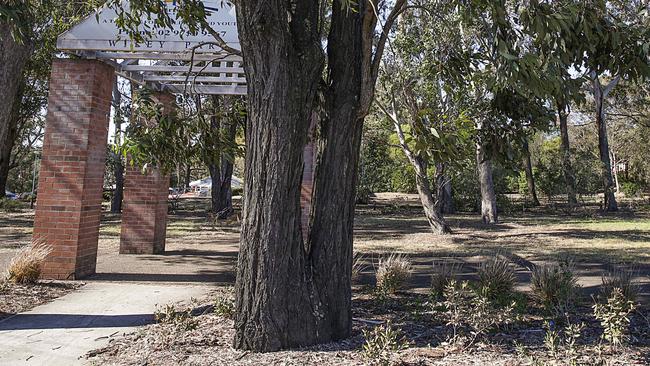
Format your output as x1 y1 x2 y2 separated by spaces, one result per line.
1 194 649 364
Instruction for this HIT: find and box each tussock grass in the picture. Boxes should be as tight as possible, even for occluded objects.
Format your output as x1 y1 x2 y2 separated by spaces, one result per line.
6 239 52 284
376 253 412 294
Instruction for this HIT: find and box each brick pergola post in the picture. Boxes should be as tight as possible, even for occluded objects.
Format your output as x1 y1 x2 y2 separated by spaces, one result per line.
300 114 317 238
119 92 174 254
33 59 115 280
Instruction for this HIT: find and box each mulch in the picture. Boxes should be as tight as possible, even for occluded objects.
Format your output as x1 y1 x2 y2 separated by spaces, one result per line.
86 289 650 366
0 280 82 320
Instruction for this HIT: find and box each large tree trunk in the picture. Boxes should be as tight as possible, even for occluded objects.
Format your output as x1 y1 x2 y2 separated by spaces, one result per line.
435 163 455 214
110 80 124 213
305 1 366 343
556 98 577 205
522 138 540 206
233 0 326 351
0 23 31 198
592 75 618 212
477 142 498 223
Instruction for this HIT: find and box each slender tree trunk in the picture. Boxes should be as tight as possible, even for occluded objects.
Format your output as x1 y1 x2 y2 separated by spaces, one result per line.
556 98 577 204
184 164 191 192
234 0 326 351
522 138 540 206
208 96 237 217
592 75 618 212
611 150 620 193
435 163 455 214
477 142 498 223
412 158 451 234
110 80 124 213
0 23 31 198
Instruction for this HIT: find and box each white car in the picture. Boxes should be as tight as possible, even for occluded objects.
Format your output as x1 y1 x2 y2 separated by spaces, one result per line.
4 191 18 200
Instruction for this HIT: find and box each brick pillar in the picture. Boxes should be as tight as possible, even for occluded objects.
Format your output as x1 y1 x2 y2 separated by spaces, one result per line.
33 59 114 280
119 93 173 254
300 114 317 238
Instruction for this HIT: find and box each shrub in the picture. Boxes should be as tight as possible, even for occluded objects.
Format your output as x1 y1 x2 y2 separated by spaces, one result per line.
443 280 516 348
376 254 412 295
620 181 642 198
542 319 585 362
593 288 636 348
531 260 579 314
430 260 462 298
6 240 52 284
601 267 639 303
361 321 407 366
477 256 516 301
0 198 24 212
154 304 198 331
214 295 235 319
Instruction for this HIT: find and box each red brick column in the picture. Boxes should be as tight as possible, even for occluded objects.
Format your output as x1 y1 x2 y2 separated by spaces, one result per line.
33 59 114 279
300 114 317 238
119 92 173 254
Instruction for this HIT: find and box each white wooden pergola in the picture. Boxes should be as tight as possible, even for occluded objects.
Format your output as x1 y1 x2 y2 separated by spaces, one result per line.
57 0 245 95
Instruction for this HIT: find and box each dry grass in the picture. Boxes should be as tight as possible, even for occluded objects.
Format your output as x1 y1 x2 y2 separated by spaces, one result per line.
531 259 579 313
5 239 52 284
430 260 463 297
477 256 516 300
376 253 412 294
601 266 640 302
352 253 365 282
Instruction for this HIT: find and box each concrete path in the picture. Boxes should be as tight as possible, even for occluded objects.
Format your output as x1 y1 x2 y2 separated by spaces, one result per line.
0 282 211 366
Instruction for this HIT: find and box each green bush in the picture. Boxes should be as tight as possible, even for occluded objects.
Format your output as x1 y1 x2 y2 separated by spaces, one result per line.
0 198 25 212
620 181 642 198
593 288 636 348
361 321 407 366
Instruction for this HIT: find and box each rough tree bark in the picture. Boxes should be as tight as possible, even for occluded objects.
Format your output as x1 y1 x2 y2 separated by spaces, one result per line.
556 97 577 205
0 79 24 196
306 0 408 343
592 73 618 212
476 142 498 223
110 80 124 213
435 163 455 214
522 138 540 206
233 0 326 351
0 23 31 198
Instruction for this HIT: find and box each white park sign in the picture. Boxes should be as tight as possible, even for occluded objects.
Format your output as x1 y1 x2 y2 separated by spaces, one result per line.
57 0 246 95
58 0 240 53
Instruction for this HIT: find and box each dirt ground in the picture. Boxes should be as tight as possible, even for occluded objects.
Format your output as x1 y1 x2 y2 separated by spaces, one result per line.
1 194 650 364
1 193 649 295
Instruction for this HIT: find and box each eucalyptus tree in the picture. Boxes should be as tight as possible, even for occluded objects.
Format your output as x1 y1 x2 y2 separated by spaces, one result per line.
0 0 99 197
200 95 244 217
523 0 650 210
0 2 33 197
105 0 410 350
376 6 475 234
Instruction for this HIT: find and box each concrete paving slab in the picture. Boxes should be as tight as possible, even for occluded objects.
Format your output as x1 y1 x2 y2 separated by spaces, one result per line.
0 282 211 366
